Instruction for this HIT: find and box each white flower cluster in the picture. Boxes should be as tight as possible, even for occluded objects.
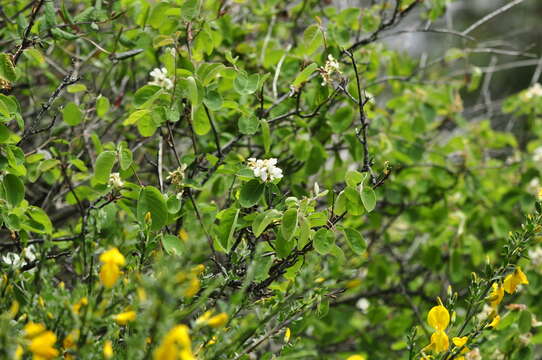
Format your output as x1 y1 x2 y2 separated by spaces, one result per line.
248 158 283 182
108 172 124 189
2 245 36 268
149 67 173 90
533 146 542 162
319 54 342 86
167 164 188 199
521 83 542 101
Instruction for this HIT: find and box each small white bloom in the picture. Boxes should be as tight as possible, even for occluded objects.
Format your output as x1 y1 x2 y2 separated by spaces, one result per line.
529 246 542 267
149 67 173 90
492 349 505 360
522 83 542 101
2 253 22 267
477 304 493 322
247 157 283 182
319 54 342 86
23 245 36 262
465 348 481 360
519 332 532 346
356 298 370 313
108 172 124 189
533 147 542 162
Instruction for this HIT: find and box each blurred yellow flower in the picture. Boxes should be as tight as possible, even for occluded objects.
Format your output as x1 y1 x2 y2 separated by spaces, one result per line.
113 311 137 325
207 313 228 328
503 267 528 294
99 248 126 288
103 340 113 359
154 325 195 360
346 355 366 360
26 324 59 360
488 314 500 328
284 328 291 343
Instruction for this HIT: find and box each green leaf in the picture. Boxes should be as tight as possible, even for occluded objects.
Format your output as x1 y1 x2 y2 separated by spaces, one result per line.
181 0 199 21
24 206 53 234
137 186 168 232
275 229 295 258
302 24 323 55
292 63 318 88
343 228 366 255
3 174 24 207
238 114 260 135
518 310 532 333
192 105 210 135
239 180 264 208
281 208 298 241
345 170 363 187
185 76 200 105
252 209 282 237
233 72 259 95
0 53 16 83
360 186 376 212
313 228 335 255
162 234 184 255
119 146 133 171
92 150 116 184
62 102 83 126
137 113 159 137
215 207 240 252
67 84 87 93
134 85 161 108
124 109 151 126
96 95 110 118
0 123 11 143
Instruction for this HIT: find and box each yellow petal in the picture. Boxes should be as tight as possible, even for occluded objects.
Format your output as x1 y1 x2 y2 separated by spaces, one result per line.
24 322 46 338
29 331 59 359
99 248 126 266
207 313 228 328
430 330 449 353
427 305 450 331
489 283 504 308
346 356 366 360
100 263 121 288
103 340 113 359
488 314 500 328
452 336 468 347
113 311 137 325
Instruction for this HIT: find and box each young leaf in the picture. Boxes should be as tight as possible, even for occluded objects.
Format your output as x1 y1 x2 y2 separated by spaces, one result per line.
252 209 282 237
313 228 335 255
93 150 116 184
238 114 259 135
281 208 298 241
292 63 318 89
239 180 264 208
302 24 323 55
3 174 24 207
137 186 168 232
192 105 210 135
360 186 376 212
0 53 16 83
343 228 366 255
62 102 83 126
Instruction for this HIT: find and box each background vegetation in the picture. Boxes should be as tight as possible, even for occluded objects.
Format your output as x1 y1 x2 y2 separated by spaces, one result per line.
1 0 542 359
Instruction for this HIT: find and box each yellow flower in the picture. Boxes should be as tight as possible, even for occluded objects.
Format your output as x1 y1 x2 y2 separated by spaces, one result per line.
14 345 23 360
284 328 291 343
452 336 468 347
113 311 137 325
538 188 542 200
488 314 500 328
153 325 194 360
28 330 59 360
184 277 200 298
62 330 79 350
103 340 113 359
503 267 528 294
488 283 504 308
427 305 450 331
72 297 88 314
207 313 228 328
430 330 449 353
99 248 126 288
346 355 366 360
24 322 46 338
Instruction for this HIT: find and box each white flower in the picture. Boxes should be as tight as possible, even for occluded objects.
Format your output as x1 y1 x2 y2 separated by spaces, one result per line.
108 172 124 189
519 333 532 345
356 298 370 313
319 54 342 86
465 348 481 360
149 67 173 90
477 304 493 322
247 157 283 182
529 246 542 267
492 349 505 360
533 147 542 162
522 83 542 101
2 253 22 267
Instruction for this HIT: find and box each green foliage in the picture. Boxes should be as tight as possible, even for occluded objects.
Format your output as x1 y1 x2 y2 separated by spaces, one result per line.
0 0 541 359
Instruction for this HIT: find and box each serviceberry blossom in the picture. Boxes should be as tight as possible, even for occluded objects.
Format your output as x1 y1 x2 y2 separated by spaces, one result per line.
2 246 37 268
247 158 283 182
529 246 542 267
319 54 342 86
108 172 124 189
167 164 188 199
149 67 173 90
521 83 542 101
